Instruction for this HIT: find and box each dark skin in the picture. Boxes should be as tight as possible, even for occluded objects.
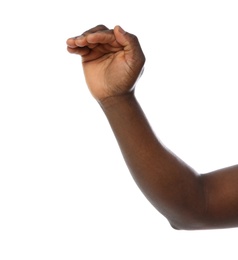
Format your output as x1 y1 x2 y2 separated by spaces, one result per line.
66 25 238 230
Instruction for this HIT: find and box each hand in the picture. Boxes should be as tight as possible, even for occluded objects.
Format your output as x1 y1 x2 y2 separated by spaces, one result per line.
66 25 145 102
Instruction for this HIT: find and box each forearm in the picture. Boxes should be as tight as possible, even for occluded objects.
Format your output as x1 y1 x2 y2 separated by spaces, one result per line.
100 93 207 230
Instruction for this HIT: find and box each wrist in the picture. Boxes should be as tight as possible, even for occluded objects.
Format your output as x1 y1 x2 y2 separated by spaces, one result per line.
98 91 136 110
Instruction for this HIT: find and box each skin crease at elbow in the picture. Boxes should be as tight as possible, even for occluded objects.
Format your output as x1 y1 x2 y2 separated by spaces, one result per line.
66 24 238 231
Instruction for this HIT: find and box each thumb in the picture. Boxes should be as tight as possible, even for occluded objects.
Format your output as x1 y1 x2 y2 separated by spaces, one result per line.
113 25 146 82
113 25 131 47
114 25 144 55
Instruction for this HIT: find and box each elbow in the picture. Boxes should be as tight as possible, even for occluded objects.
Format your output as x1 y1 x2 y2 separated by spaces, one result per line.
169 221 202 231
169 220 189 230
169 222 195 231
168 216 209 231
167 205 209 230
170 223 182 230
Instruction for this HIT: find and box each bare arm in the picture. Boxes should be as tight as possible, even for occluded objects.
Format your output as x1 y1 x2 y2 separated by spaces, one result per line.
66 25 238 230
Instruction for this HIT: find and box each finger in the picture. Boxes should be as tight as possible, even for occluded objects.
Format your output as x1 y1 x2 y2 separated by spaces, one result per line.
66 24 109 47
66 38 78 48
85 29 116 44
77 30 122 49
67 46 90 56
75 36 99 48
66 36 98 49
82 24 109 36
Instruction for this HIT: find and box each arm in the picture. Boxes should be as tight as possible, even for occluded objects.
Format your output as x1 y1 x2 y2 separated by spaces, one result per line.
66 25 238 230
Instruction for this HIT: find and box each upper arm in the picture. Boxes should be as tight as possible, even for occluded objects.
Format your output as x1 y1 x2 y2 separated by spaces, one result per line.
202 165 238 229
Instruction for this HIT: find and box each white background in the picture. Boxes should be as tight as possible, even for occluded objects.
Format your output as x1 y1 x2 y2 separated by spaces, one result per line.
0 0 238 259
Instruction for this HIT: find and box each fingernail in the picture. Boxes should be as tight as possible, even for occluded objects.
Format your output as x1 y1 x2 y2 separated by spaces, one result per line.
75 35 84 46
118 26 126 35
76 35 84 41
